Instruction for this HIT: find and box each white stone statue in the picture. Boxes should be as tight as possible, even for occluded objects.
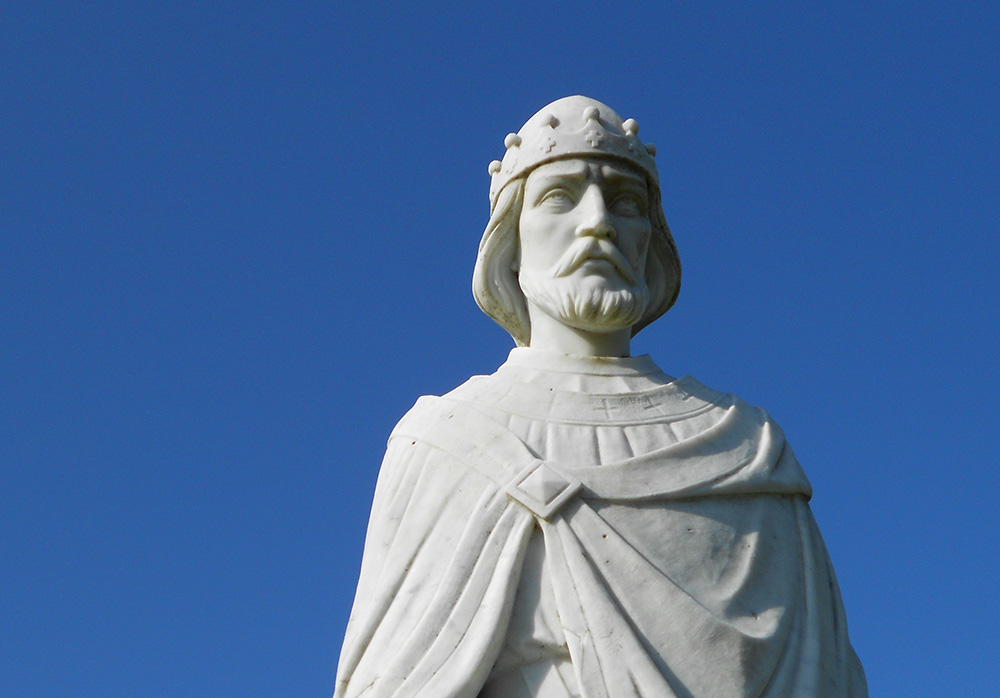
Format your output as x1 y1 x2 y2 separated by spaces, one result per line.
333 96 868 698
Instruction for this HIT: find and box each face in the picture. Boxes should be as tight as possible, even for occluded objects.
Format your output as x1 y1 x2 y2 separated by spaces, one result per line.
517 157 652 333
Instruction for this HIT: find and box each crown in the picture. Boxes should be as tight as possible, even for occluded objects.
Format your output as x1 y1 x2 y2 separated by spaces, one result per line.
488 95 658 210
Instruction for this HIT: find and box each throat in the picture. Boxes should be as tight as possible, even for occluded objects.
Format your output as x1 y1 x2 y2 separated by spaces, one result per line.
526 303 633 357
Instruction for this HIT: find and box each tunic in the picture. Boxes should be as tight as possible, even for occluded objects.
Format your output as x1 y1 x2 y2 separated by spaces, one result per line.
333 348 868 698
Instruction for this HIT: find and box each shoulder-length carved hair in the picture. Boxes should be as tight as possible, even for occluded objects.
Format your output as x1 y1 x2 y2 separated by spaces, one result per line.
472 172 682 347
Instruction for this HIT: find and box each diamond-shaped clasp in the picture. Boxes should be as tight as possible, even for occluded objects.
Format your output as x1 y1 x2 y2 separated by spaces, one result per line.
506 459 582 520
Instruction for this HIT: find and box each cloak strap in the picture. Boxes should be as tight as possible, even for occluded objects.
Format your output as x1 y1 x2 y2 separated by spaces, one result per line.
394 395 812 507
393 396 583 520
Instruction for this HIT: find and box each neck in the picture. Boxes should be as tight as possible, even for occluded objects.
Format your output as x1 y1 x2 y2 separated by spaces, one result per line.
526 305 633 357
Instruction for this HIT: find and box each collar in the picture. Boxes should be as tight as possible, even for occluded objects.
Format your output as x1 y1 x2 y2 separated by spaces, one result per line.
504 347 663 377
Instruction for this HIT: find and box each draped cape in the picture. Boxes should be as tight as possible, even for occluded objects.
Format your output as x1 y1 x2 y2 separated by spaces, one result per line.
333 372 867 698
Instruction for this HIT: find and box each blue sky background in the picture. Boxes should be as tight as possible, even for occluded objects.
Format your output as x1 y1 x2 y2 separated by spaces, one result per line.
3 2 998 696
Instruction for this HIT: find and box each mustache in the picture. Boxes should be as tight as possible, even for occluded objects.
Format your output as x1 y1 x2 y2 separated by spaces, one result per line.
550 238 638 285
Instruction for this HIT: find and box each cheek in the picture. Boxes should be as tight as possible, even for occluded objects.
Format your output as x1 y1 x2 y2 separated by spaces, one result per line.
518 211 573 267
639 230 652 259
620 223 652 262
517 215 551 269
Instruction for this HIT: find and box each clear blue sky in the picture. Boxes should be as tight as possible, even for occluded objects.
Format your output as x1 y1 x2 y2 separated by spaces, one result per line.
3 2 998 696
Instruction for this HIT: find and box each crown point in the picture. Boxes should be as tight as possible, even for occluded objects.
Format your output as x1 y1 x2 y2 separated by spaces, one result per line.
583 106 600 121
623 118 639 135
504 133 522 148
540 113 558 128
645 143 657 156
488 160 502 175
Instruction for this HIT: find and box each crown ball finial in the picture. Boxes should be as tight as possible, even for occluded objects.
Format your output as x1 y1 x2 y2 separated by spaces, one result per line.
540 113 558 128
582 106 600 121
504 133 522 149
488 160 502 175
645 143 657 157
623 118 639 136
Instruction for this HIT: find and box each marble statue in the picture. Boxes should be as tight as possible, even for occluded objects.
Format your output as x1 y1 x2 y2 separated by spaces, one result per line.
333 96 867 698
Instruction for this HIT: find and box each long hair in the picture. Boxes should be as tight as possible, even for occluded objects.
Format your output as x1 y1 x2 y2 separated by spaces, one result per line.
473 180 531 346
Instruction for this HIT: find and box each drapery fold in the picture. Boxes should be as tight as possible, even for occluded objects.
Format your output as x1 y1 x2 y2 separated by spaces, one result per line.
334 384 866 698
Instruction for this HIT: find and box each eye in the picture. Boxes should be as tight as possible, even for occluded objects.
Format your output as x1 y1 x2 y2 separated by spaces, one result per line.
609 193 646 216
538 188 576 209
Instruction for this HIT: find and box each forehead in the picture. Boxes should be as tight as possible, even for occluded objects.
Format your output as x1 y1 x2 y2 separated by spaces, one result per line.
525 157 647 187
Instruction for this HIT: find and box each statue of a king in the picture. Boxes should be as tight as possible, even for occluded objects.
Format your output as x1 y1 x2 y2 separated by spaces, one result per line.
332 96 868 698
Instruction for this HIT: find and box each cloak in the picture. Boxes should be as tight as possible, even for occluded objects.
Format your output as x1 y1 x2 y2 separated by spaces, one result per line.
334 350 867 698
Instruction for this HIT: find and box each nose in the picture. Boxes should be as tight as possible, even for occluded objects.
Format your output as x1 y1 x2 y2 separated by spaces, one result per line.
574 185 616 241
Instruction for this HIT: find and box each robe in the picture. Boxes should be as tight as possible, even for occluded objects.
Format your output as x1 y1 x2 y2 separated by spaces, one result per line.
333 349 867 698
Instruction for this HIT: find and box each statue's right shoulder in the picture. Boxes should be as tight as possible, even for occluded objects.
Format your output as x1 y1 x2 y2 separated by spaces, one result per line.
439 372 499 403
384 374 537 490
389 370 505 440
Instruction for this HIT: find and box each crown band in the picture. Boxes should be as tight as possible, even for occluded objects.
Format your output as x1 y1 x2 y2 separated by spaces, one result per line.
488 96 658 210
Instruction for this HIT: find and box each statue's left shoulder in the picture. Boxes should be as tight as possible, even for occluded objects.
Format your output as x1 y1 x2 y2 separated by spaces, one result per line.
677 376 779 424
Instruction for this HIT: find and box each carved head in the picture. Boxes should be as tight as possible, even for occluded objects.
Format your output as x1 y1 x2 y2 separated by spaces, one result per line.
473 96 681 347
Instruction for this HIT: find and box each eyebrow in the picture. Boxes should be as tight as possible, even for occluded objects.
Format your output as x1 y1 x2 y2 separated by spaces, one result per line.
529 166 590 186
601 167 647 188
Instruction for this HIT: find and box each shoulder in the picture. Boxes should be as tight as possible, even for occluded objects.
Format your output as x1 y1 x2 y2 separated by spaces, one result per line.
387 369 516 453
387 373 502 431
670 375 729 408
671 375 786 441
679 376 774 418
440 371 506 404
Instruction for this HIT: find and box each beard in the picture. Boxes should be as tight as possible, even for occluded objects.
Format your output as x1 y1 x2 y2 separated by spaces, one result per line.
518 240 650 333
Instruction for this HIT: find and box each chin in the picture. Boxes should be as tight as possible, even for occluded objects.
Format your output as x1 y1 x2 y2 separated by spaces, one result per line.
519 271 649 333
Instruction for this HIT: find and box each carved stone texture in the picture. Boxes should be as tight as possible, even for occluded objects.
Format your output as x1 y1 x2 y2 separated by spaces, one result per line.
333 96 867 698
